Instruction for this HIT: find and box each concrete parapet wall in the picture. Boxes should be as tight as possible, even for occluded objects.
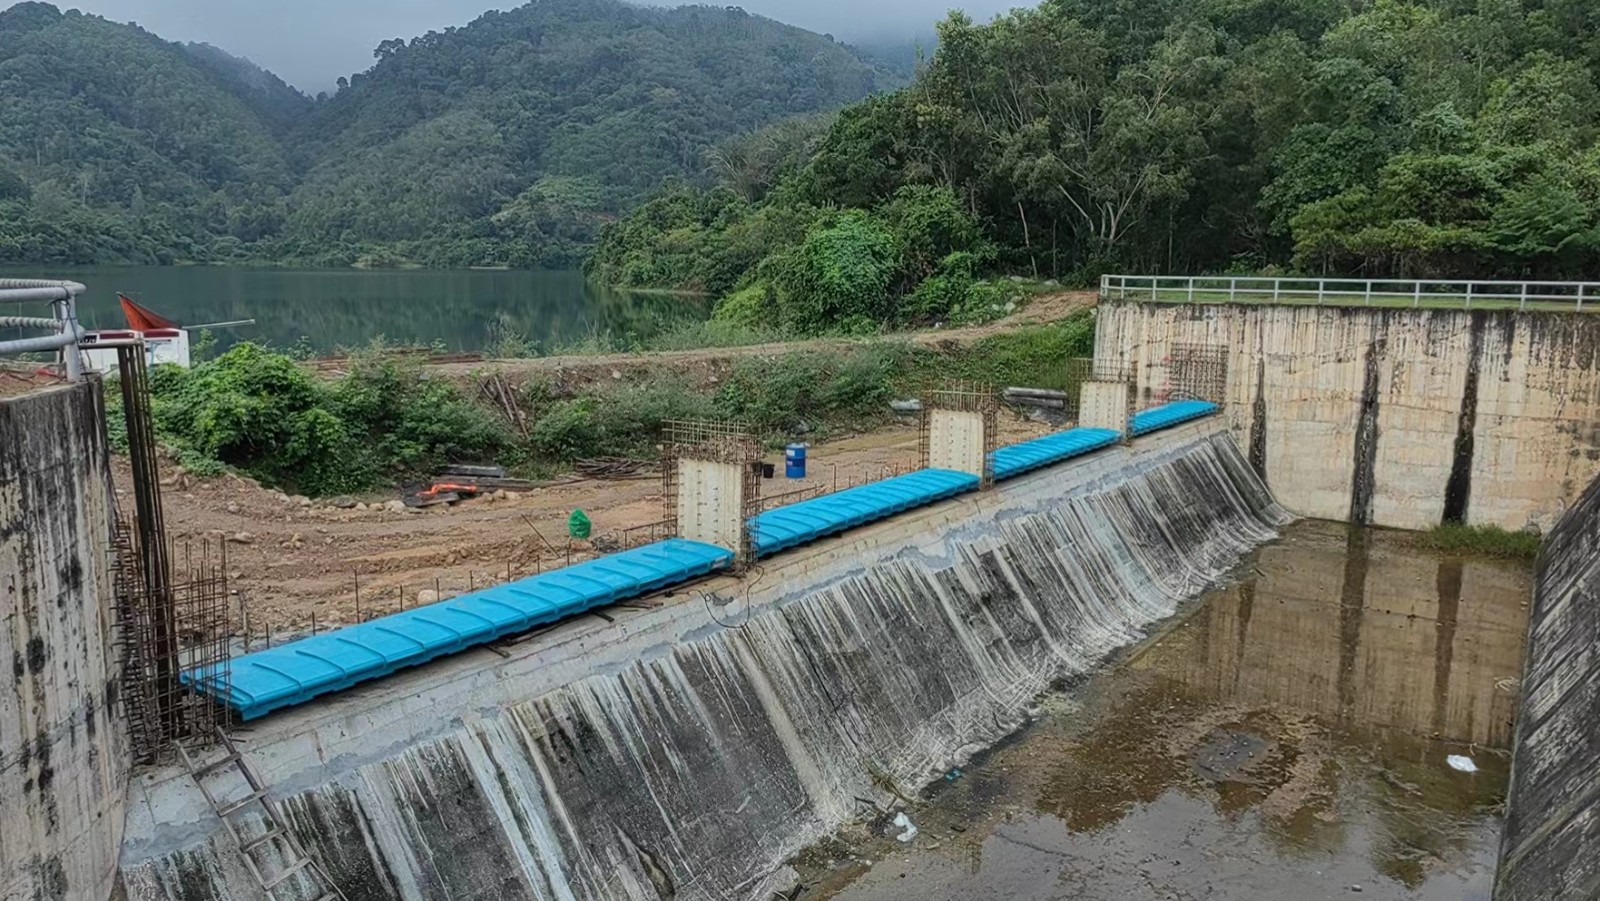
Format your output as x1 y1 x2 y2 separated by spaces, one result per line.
118 422 1286 901
1 381 127 901
1095 302 1600 532
1498 472 1600 899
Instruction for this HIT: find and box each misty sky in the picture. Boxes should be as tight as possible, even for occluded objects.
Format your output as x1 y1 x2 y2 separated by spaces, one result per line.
42 0 1019 91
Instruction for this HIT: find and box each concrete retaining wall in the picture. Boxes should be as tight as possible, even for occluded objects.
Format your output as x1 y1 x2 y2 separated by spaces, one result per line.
1 381 127 901
118 422 1286 901
1497 471 1600 899
1095 302 1600 532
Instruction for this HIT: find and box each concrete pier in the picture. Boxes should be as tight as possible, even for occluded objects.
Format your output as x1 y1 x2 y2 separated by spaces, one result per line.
0 380 127 901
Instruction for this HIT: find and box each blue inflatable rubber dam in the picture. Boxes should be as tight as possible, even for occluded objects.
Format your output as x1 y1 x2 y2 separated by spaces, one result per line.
749 468 981 558
991 427 1121 481
187 538 735 720
190 403 1217 719
1130 400 1219 436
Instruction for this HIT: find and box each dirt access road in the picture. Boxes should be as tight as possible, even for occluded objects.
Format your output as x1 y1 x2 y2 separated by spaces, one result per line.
420 291 1096 379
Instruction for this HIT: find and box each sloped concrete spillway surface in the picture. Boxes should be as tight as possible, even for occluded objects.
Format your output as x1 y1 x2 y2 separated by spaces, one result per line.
1498 470 1600 900
120 421 1283 901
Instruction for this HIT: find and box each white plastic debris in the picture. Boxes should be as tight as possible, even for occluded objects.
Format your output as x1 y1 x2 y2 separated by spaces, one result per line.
1447 755 1478 773
893 812 919 843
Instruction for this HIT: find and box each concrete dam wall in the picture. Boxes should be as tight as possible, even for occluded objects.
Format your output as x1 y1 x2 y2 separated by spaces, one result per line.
118 422 1286 901
1498 469 1600 900
1095 302 1600 532
1 381 128 901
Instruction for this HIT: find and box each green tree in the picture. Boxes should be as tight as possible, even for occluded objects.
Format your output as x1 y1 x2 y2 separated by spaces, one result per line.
769 211 902 333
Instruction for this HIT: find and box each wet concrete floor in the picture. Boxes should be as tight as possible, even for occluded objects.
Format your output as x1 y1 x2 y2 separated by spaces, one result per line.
793 521 1532 901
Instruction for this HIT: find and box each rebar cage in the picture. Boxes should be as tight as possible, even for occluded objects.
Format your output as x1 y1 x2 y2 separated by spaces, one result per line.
919 381 999 487
1167 343 1230 404
112 342 231 762
660 419 763 567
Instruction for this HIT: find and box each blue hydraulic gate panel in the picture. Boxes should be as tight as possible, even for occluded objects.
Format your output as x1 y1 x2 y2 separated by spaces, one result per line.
991 427 1121 481
186 538 735 720
1129 400 1220 437
750 468 981 558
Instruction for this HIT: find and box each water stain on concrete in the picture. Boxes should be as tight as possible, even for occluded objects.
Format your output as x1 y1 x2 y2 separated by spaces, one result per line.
795 521 1530 901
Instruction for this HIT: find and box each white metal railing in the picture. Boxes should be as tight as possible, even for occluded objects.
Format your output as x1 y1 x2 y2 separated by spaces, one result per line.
1100 274 1600 312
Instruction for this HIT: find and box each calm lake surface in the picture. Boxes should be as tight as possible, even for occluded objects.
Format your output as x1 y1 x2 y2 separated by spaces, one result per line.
0 266 707 354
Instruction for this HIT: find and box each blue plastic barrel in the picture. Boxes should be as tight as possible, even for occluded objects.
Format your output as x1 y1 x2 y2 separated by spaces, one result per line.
785 443 808 479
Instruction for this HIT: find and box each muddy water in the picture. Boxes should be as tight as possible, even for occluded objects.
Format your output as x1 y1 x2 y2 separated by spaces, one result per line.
798 521 1531 901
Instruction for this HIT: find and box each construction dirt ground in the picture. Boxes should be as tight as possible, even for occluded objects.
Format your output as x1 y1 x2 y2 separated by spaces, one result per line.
129 419 1055 640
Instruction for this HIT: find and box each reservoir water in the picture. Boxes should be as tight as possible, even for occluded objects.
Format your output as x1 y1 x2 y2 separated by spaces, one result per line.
0 265 707 354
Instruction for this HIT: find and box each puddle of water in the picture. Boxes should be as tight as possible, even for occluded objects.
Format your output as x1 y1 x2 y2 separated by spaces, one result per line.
795 521 1530 901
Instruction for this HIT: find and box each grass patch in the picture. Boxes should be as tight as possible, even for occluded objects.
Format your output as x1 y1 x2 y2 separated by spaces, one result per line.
1414 523 1543 560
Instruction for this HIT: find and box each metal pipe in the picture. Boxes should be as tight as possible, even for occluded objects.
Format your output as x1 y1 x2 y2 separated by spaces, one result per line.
0 277 86 292
0 332 79 355
0 286 80 304
0 316 64 330
0 279 86 305
0 278 87 379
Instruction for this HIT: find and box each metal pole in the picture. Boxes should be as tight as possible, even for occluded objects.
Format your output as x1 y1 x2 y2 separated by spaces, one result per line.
1520 283 1528 311
1414 282 1422 308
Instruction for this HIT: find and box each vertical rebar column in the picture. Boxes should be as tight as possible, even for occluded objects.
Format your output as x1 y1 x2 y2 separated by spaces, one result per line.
116 342 180 742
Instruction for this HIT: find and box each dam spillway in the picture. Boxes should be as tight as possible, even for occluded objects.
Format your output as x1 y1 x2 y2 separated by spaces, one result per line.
116 419 1286 900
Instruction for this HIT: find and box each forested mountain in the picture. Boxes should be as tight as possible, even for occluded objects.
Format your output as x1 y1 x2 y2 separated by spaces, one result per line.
0 1 298 263
181 42 313 137
0 0 898 267
592 0 1600 332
